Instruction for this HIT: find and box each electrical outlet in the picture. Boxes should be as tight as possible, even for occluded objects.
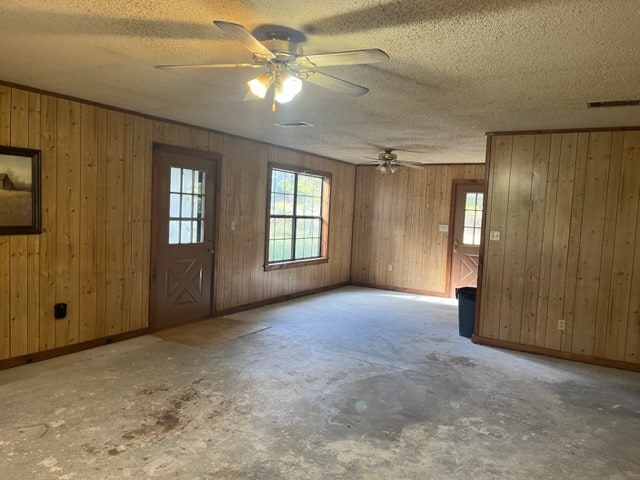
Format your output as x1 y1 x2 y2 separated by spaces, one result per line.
557 319 566 331
490 231 501 241
388 264 393 272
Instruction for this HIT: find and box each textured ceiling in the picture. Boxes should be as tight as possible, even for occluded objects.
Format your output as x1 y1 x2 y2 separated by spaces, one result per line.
1 0 639 164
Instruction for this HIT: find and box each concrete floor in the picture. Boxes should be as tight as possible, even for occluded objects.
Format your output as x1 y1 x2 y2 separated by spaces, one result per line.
1 286 639 479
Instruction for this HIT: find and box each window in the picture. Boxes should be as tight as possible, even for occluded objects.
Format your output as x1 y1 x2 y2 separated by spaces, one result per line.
462 192 483 246
168 166 206 244
266 165 330 268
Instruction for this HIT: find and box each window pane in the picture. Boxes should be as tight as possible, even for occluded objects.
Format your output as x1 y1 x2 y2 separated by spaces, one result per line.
182 169 194 194
295 238 304 259
464 210 475 227
181 194 193 217
170 167 181 192
194 171 205 195
283 194 294 215
272 170 295 194
194 196 203 219
463 227 474 245
190 221 200 243
474 228 482 245
180 221 192 243
465 193 477 210
476 193 484 210
168 221 180 244
475 210 483 228
170 193 180 218
270 239 291 262
267 168 327 264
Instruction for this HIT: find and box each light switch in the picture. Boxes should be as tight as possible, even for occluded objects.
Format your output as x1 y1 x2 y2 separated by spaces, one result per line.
230 221 236 231
490 231 501 241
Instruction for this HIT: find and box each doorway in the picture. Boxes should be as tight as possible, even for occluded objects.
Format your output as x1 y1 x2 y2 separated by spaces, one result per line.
449 180 484 297
149 144 219 329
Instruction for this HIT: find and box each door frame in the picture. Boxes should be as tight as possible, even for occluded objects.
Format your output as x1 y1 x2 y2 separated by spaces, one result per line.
445 179 485 297
149 143 221 328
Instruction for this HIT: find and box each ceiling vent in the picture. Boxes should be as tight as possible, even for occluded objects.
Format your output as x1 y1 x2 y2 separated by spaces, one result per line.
274 121 314 128
587 99 640 108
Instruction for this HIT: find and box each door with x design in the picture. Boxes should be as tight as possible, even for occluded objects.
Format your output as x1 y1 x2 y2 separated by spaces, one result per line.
150 145 218 329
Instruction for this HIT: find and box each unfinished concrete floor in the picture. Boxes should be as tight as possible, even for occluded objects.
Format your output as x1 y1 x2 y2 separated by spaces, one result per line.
1 286 639 479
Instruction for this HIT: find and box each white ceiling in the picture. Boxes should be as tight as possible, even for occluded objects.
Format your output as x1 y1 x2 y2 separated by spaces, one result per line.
1 0 639 165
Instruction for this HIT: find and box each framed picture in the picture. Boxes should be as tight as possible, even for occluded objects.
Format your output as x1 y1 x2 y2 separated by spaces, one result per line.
0 145 41 235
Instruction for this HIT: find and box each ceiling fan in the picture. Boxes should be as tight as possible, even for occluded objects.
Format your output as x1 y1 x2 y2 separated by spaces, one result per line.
155 20 389 110
364 149 426 175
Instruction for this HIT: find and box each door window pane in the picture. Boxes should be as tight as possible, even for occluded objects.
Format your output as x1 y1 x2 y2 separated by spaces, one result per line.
167 167 206 245
462 191 483 246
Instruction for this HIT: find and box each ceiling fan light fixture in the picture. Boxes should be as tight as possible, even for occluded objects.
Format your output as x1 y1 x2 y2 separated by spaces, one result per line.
247 72 274 99
275 73 303 104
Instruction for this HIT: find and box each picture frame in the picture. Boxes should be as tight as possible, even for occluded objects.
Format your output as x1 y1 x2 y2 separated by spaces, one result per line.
0 145 41 235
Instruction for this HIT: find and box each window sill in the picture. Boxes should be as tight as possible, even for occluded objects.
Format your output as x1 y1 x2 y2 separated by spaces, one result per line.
264 257 328 271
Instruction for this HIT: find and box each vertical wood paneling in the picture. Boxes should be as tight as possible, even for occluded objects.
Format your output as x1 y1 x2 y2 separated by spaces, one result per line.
9 89 30 356
352 163 485 295
79 103 97 342
55 99 81 347
520 134 551 345
27 92 41 352
121 114 135 333
480 137 512 338
498 135 535 342
38 94 57 352
1 86 164 359
129 116 147 331
533 134 563 347
571 132 612 355
0 86 11 358
478 130 640 367
606 132 640 360
105 111 125 335
544 133 578 350
593 132 625 359
560 133 589 352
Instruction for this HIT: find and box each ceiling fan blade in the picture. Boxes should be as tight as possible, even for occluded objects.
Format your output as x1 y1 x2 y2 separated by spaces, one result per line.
295 49 389 68
154 63 261 69
214 21 275 58
301 71 369 96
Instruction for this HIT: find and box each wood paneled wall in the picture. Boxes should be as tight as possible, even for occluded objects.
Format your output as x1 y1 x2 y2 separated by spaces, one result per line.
477 131 640 367
153 126 355 313
351 164 485 295
0 84 354 361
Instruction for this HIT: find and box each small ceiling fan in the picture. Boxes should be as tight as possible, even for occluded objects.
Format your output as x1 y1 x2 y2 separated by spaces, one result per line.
155 20 389 109
364 149 426 175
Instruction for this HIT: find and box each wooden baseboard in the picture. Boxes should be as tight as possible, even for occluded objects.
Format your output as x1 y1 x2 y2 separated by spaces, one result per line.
350 282 451 298
472 335 640 372
215 282 350 317
0 328 151 371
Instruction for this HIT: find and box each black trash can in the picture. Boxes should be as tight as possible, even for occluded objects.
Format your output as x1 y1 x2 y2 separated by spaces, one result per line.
455 287 476 338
